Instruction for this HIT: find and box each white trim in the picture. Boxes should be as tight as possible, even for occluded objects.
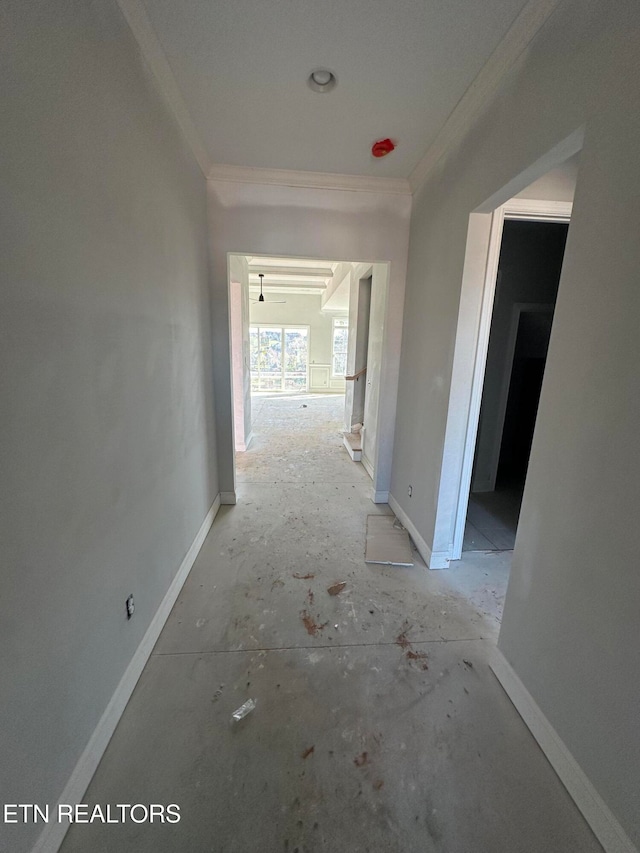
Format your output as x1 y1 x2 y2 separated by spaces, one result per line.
491 649 637 853
429 551 451 570
250 284 326 296
342 434 362 462
361 454 374 481
371 490 389 504
309 363 332 392
208 163 411 196
433 197 573 566
388 494 447 570
115 0 211 177
220 491 237 505
409 0 562 194
504 198 574 221
31 497 220 853
451 207 506 558
331 316 349 379
116 0 559 198
451 200 571 556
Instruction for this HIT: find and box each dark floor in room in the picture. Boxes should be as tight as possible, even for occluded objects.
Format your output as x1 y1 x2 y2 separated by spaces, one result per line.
463 485 524 552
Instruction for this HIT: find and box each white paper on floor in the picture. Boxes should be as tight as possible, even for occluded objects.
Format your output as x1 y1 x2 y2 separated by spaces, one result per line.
365 515 414 566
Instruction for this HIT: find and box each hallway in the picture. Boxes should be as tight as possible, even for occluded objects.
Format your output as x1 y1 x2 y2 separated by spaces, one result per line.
60 396 602 852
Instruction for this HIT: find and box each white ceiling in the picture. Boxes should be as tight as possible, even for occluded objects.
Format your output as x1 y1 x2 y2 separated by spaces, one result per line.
247 255 339 295
140 0 528 179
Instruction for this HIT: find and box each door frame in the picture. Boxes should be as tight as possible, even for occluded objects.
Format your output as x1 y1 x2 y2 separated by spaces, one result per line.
227 252 393 504
432 199 573 565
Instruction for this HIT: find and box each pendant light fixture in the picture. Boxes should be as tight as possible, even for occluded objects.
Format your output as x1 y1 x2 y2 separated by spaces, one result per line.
250 274 286 304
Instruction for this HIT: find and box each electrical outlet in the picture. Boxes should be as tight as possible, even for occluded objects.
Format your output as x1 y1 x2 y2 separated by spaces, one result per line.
126 594 135 619
408 485 413 497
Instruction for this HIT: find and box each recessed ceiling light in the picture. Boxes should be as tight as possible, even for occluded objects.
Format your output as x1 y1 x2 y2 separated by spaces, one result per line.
308 69 337 94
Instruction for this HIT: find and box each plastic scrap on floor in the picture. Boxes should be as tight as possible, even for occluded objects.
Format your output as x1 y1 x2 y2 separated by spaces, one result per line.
232 698 257 722
327 581 347 596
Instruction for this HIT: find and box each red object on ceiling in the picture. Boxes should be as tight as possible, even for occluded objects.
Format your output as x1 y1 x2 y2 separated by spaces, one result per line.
371 138 396 158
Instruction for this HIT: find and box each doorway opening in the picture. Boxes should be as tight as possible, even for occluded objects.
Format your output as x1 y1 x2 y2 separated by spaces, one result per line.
228 254 392 501
463 219 569 552
429 135 582 569
228 255 349 453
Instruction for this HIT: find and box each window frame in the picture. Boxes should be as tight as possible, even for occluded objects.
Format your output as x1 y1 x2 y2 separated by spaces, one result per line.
331 317 349 378
249 324 310 392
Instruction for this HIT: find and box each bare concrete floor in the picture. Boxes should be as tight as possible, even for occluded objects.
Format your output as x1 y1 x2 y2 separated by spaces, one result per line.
61 394 602 852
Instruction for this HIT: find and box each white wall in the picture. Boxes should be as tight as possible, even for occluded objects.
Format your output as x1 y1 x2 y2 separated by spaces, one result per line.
208 179 412 500
229 255 252 450
390 0 640 845
322 262 351 312
0 3 216 851
515 153 580 202
248 292 348 393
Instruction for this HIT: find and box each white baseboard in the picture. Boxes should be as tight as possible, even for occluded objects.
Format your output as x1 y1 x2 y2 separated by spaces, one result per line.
361 454 374 480
371 490 389 504
220 491 237 505
31 496 221 853
388 493 446 570
342 434 362 462
491 649 637 853
429 550 451 570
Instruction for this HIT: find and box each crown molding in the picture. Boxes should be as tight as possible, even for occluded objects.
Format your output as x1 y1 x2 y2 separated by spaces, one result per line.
249 285 326 295
503 198 573 220
247 266 334 279
249 280 327 289
409 0 562 195
208 164 412 195
116 0 211 177
117 0 558 198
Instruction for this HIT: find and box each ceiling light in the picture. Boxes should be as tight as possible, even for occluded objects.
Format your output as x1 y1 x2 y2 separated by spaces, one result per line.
251 274 286 305
312 70 331 86
308 69 337 94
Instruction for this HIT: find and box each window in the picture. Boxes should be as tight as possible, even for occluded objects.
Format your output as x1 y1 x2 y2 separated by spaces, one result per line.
332 318 349 377
249 326 308 392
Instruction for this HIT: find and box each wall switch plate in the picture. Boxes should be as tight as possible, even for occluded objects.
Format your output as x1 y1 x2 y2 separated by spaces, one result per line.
126 595 135 619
